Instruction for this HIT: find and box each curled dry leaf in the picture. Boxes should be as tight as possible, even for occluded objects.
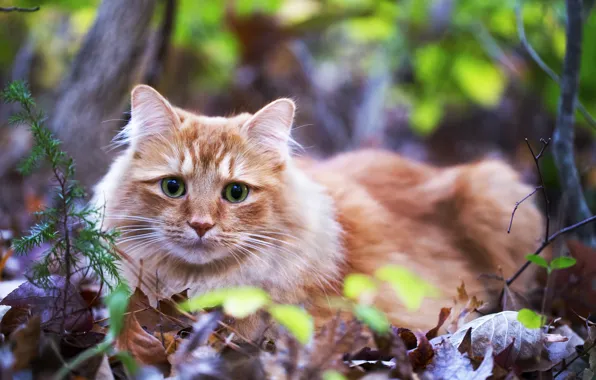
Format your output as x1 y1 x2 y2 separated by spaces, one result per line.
408 331 434 370
116 313 168 368
447 282 484 334
443 311 571 372
0 306 30 336
426 307 451 340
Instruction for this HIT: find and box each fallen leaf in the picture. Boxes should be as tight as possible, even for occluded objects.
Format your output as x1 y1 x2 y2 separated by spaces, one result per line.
426 307 451 340
0 307 30 336
421 338 493 380
0 276 92 333
408 331 434 370
116 313 169 368
457 328 472 356
447 281 484 333
445 311 571 372
10 314 40 370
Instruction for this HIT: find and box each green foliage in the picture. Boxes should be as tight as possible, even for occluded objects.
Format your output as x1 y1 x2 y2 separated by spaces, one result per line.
181 286 270 318
375 265 439 311
353 304 390 335
343 273 377 302
104 284 130 338
1 81 121 290
526 253 577 274
268 304 314 345
550 256 577 270
222 287 271 318
322 370 348 380
525 254 549 269
517 308 545 329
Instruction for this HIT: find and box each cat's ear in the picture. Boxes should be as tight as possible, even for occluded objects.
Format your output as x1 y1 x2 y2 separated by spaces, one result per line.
241 98 295 160
128 85 180 147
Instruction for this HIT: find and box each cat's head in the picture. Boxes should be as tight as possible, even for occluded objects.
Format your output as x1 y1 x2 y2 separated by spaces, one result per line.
99 85 300 266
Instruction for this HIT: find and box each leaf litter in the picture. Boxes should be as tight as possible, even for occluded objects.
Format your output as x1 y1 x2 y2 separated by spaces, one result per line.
0 272 588 379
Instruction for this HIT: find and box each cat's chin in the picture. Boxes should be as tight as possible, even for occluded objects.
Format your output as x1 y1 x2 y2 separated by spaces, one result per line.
169 241 232 266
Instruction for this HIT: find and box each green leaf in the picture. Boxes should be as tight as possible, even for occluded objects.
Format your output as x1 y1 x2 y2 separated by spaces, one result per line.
517 308 545 329
525 254 549 269
322 370 347 380
182 287 270 318
550 256 577 270
104 284 130 337
374 265 439 311
181 289 230 311
268 304 314 344
411 98 444 136
222 287 270 318
343 273 377 301
353 304 390 334
452 55 506 107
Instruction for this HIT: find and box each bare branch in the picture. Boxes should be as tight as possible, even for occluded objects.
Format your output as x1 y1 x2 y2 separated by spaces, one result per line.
552 0 595 246
506 214 596 286
515 0 596 131
0 6 39 12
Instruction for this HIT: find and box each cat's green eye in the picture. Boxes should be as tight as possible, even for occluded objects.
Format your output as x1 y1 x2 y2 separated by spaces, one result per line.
161 178 186 198
223 183 249 203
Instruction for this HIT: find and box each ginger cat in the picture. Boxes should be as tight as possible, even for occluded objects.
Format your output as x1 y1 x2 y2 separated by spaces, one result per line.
93 85 543 339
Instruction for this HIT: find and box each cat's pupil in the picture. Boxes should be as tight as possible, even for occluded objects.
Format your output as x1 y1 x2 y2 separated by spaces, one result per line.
230 184 243 199
167 179 180 194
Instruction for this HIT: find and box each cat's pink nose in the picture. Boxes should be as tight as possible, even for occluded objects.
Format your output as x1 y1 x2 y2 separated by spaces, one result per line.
188 218 214 237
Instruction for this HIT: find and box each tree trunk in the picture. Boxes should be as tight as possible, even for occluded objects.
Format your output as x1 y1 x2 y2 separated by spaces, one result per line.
50 0 157 188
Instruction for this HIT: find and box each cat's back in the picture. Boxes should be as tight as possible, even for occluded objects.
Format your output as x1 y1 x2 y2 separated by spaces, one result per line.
299 149 542 329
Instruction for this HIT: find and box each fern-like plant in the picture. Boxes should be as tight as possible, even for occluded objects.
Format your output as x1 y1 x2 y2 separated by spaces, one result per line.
1 81 121 301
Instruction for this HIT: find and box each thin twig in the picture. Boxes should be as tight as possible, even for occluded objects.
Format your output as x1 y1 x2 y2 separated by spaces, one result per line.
515 0 596 130
508 187 541 233
508 138 550 237
507 214 596 286
0 6 40 12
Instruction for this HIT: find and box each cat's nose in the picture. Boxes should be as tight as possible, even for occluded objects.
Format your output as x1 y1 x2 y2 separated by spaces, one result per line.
188 217 215 237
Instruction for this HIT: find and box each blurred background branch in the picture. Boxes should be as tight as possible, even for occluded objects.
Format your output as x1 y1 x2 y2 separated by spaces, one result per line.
0 6 39 13
552 0 595 246
0 0 595 238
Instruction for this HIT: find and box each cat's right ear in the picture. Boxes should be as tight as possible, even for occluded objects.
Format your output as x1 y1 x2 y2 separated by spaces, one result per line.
128 85 180 148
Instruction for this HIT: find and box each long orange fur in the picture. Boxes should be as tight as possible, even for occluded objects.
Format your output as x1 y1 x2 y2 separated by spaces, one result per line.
93 85 543 339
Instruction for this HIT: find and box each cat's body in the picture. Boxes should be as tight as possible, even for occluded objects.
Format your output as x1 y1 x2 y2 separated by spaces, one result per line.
93 85 543 339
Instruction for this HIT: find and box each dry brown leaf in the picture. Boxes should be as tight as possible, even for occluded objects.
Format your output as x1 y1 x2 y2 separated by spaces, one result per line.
408 331 434 371
116 313 168 367
447 281 484 333
10 314 40 370
0 307 30 336
426 307 451 340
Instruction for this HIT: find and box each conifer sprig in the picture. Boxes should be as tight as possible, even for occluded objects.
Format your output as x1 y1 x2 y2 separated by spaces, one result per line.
2 81 121 294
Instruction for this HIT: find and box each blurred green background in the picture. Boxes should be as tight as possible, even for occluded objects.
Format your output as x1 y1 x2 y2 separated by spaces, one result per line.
2 0 596 225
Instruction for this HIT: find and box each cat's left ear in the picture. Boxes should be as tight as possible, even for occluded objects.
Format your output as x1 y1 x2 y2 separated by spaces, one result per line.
241 98 295 160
